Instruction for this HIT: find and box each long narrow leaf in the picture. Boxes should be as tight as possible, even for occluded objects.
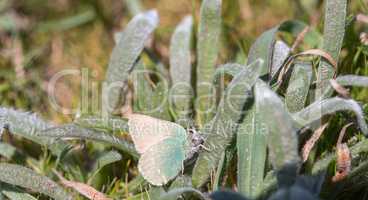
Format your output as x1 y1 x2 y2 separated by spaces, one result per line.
125 0 143 16
88 151 122 182
315 0 347 99
38 124 139 158
159 187 208 200
336 75 368 87
37 9 96 32
312 139 368 174
196 0 222 126
212 63 244 86
132 60 155 114
0 142 17 159
255 81 300 170
74 115 128 133
132 61 171 120
192 60 265 187
285 61 313 113
0 163 72 200
237 105 267 198
169 16 193 124
292 97 368 135
103 10 159 114
1 183 37 200
271 41 290 77
0 107 68 155
296 74 368 104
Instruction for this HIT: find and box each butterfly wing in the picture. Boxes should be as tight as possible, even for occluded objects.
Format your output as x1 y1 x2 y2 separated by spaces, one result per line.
138 138 186 186
127 114 187 154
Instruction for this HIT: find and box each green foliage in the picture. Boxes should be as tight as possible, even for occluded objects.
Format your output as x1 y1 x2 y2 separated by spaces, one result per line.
292 97 368 135
0 108 69 155
255 81 300 169
196 0 222 126
0 0 368 200
285 62 313 113
87 150 122 183
237 98 267 198
1 183 38 200
0 164 72 200
192 60 265 187
103 10 159 114
38 124 139 158
169 16 193 124
316 0 347 99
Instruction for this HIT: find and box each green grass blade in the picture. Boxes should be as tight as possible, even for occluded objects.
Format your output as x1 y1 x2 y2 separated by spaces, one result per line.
278 20 322 49
103 10 159 115
248 20 316 80
247 27 278 78
132 61 171 120
213 147 235 191
234 22 305 196
271 41 290 77
0 107 68 155
37 8 96 32
255 81 300 169
125 0 143 16
0 142 25 164
317 75 368 99
212 63 244 86
0 163 72 200
315 0 347 99
196 0 222 126
150 81 172 120
126 175 147 193
336 75 368 87
312 139 368 174
75 115 128 133
88 150 122 182
132 60 155 113
213 151 226 191
129 187 166 200
38 124 139 158
0 142 17 159
292 97 368 135
160 187 207 200
169 175 192 189
285 62 313 113
192 59 265 187
237 105 267 198
170 16 193 124
1 183 37 200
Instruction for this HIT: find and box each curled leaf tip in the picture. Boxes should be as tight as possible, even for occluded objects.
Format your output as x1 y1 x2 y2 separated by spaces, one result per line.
142 10 159 27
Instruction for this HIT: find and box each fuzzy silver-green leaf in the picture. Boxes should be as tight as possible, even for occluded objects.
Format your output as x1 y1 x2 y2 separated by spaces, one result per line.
315 0 347 99
38 124 139 158
0 163 72 200
103 10 159 114
292 97 368 135
285 62 313 113
192 59 265 187
255 81 300 170
196 0 222 126
0 107 68 155
170 16 193 125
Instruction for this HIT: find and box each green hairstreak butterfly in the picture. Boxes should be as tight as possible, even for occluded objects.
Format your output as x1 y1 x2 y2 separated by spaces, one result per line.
127 114 204 186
